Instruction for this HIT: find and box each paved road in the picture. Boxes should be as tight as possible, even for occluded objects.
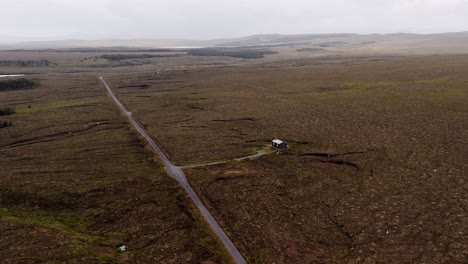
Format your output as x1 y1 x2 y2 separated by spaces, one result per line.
99 77 247 264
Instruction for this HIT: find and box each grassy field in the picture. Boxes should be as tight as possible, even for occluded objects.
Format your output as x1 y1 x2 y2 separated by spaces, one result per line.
105 55 468 263
0 75 230 263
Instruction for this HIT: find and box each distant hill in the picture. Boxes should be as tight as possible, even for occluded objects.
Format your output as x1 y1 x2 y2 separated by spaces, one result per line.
214 33 358 47
2 32 468 55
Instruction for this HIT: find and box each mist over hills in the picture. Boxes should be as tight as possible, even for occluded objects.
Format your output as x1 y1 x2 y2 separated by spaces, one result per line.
1 32 468 55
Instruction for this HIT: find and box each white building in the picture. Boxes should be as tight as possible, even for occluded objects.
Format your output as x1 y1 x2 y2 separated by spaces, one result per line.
272 139 288 149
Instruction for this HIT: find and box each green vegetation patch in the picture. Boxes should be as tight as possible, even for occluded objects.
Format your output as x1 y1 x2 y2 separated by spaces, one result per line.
0 207 96 241
343 78 450 91
343 81 394 90
0 78 39 92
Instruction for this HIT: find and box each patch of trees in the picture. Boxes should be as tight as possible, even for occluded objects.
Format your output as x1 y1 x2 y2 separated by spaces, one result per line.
0 60 52 67
0 79 39 92
0 120 13 128
187 48 277 59
0 107 15 116
99 54 181 61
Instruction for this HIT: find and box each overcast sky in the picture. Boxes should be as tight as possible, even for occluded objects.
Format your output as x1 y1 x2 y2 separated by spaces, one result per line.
1 0 468 42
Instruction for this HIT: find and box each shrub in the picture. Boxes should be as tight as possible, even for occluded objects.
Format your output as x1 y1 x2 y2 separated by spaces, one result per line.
0 120 12 128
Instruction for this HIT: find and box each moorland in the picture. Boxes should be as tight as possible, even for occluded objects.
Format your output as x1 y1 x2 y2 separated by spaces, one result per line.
105 55 468 263
0 32 467 263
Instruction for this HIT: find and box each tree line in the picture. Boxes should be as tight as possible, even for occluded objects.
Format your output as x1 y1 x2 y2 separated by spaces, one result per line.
0 79 39 92
187 48 277 59
0 60 53 67
0 107 15 116
99 54 181 61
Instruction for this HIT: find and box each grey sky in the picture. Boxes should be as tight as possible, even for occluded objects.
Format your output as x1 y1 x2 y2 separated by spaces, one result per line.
1 0 468 42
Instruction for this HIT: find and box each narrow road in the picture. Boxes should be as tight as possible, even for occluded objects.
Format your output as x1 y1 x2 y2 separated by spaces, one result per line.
180 151 273 169
99 77 247 264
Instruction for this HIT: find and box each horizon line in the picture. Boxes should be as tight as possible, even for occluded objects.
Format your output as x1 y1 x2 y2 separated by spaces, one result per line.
1 31 468 45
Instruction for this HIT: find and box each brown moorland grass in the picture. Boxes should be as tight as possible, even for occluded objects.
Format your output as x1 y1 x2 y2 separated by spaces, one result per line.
0 75 230 263
106 55 468 263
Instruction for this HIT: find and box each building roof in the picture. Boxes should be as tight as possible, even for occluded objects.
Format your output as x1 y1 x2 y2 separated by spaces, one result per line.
272 139 285 144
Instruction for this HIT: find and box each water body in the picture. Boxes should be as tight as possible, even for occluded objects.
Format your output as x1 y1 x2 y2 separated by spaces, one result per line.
0 74 25 78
